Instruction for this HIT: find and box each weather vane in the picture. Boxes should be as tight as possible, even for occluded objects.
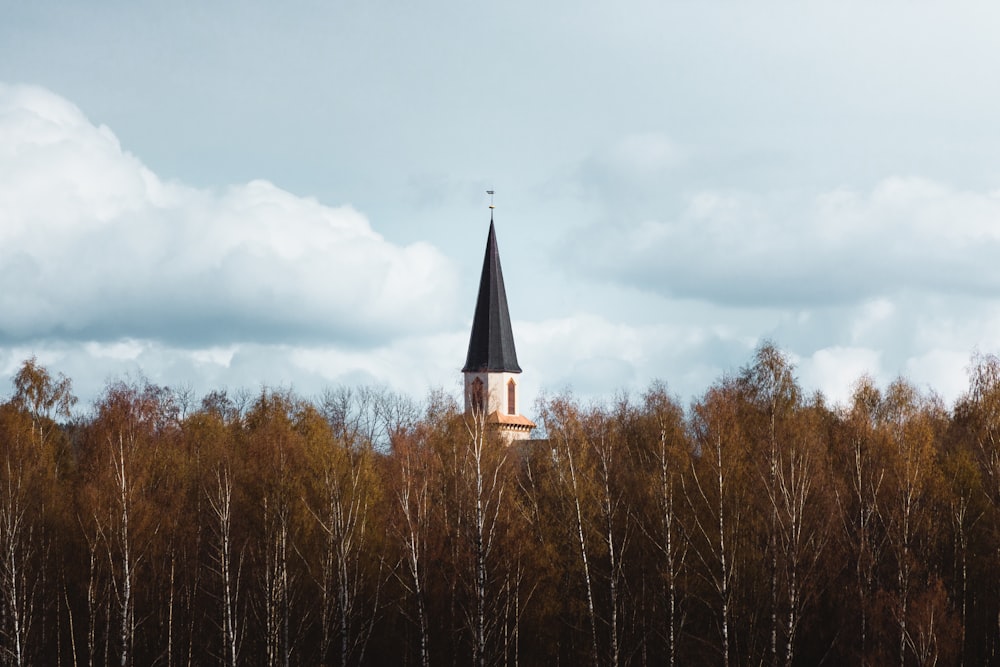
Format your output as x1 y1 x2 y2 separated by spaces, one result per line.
487 189 495 220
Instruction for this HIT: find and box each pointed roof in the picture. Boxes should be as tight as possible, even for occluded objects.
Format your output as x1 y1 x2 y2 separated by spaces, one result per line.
463 220 522 373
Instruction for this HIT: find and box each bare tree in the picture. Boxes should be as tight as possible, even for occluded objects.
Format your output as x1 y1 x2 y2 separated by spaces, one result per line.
956 352 1000 660
942 447 984 666
0 358 76 665
738 343 799 665
880 380 943 667
207 466 241 667
769 412 829 666
0 457 33 667
320 386 418 451
463 408 511 667
685 384 748 667
87 380 173 666
836 376 890 665
635 384 689 667
541 399 601 667
391 433 434 667
306 425 382 667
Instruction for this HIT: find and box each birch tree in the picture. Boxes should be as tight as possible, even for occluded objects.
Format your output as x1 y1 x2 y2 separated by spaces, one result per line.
389 428 436 667
0 359 76 665
685 382 749 667
879 379 945 666
539 397 602 667
955 352 1000 661
84 380 175 666
207 465 241 667
462 408 511 667
242 390 306 667
302 404 382 667
635 384 690 667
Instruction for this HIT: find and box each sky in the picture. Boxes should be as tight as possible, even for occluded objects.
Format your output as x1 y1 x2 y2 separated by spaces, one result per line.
3 0 1000 415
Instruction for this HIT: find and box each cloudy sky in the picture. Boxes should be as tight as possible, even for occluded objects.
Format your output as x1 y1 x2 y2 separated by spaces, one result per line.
3 0 1000 413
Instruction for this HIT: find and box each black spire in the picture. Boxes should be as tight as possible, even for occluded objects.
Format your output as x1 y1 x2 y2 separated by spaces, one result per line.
462 220 522 373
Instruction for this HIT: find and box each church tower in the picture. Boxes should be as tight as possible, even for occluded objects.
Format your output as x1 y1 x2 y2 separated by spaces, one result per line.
462 214 535 440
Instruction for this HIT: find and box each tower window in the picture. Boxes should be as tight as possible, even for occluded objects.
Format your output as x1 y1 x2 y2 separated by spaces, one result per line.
507 379 516 415
471 377 485 413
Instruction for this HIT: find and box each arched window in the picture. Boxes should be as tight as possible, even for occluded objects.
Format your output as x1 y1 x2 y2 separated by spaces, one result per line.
471 377 485 413
507 379 516 415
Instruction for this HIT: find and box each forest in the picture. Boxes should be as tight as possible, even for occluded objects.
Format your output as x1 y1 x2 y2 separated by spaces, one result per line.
2 344 1000 666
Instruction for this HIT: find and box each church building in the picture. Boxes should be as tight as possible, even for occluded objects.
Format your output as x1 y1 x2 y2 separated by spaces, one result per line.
462 215 536 440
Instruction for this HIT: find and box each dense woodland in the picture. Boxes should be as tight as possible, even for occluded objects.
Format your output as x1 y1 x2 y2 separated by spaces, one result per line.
4 345 1000 665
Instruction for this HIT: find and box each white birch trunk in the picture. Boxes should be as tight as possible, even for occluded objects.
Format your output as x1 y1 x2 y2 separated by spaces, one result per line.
208 467 239 667
112 434 133 667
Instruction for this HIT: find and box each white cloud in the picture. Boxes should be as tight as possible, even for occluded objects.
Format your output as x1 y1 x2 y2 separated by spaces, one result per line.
0 331 467 411
512 297 991 411
849 298 895 343
0 83 459 347
0 83 994 416
570 177 1000 307
516 313 750 405
905 349 969 402
798 346 883 407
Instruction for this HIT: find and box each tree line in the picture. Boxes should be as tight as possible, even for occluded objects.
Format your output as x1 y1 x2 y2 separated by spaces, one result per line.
2 344 1000 665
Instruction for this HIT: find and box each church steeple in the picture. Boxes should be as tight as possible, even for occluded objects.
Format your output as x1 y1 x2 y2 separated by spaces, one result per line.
462 220 521 373
461 212 534 440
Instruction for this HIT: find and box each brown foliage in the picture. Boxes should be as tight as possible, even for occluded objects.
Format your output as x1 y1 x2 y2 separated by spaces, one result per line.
0 351 996 665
